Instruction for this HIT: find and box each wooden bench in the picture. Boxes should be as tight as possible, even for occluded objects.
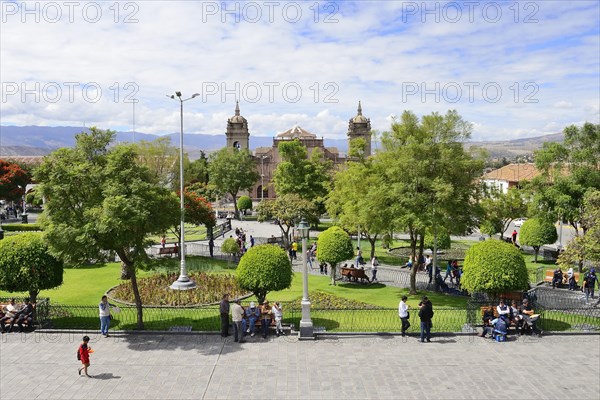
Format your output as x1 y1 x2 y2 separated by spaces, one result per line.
544 270 580 288
0 303 36 332
158 246 179 257
340 267 370 283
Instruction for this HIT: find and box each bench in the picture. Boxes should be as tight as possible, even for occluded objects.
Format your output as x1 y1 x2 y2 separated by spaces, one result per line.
158 246 179 257
0 303 36 332
340 267 370 283
544 270 580 288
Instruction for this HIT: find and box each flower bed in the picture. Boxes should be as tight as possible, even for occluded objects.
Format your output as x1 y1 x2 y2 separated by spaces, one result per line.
108 272 246 306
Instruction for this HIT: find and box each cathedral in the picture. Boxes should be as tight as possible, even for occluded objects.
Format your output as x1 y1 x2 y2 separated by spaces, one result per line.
225 101 372 200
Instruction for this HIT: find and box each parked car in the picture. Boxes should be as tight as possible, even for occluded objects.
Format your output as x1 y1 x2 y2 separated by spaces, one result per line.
513 218 527 227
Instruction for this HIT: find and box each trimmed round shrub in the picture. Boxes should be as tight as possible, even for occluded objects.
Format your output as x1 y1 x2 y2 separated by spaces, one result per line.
237 244 293 303
237 195 253 214
519 218 558 262
221 237 240 255
0 232 63 303
461 239 528 294
317 226 354 285
0 224 42 232
424 228 451 251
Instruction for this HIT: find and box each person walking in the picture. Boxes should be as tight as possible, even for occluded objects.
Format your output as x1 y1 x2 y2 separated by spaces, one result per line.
355 247 363 267
231 299 245 343
209 238 214 258
511 229 518 245
398 296 410 337
77 335 92 377
567 267 576 291
418 296 434 343
371 256 379 282
99 295 114 338
220 294 230 337
584 268 598 302
160 235 166 248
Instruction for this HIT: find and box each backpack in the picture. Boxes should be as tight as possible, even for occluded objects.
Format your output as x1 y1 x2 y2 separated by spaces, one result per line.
76 346 81 361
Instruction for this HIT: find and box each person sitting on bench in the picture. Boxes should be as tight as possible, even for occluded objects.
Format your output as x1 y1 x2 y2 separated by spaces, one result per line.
479 305 495 337
493 315 509 341
12 298 34 332
0 299 19 333
552 267 563 288
497 299 510 319
518 299 542 336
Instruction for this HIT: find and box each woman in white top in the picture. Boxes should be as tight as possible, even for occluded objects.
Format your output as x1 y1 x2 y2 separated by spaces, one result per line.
567 267 575 290
371 257 379 282
271 302 284 337
99 295 113 337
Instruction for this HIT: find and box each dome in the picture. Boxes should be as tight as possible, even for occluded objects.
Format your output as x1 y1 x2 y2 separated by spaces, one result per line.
276 124 317 139
229 101 247 124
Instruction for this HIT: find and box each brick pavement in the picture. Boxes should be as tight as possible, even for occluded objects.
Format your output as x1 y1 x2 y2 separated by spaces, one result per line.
1 332 598 400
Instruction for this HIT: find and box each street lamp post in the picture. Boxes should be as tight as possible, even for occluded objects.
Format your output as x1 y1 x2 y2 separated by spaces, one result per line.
168 91 200 291
297 218 314 339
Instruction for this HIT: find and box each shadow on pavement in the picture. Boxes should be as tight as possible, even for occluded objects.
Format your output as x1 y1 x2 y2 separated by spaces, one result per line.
92 373 122 380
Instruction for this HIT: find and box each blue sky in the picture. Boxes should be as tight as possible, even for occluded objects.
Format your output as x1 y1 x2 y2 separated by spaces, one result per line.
0 0 598 141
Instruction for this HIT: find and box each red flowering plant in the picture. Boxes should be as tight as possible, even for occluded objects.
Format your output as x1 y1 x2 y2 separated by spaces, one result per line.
181 190 216 228
0 159 31 201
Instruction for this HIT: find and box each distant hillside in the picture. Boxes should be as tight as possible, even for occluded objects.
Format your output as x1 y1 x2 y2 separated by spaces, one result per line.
0 125 564 159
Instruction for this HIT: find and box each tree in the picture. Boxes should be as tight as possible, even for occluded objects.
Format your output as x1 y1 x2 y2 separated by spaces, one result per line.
186 182 218 202
221 237 240 265
237 195 253 216
423 228 451 252
0 233 63 303
327 160 392 259
479 187 528 238
272 140 331 212
167 190 216 243
256 194 320 247
461 239 529 295
377 110 484 294
519 218 558 262
529 122 600 236
0 159 30 202
316 226 354 285
35 127 180 329
208 148 259 219
237 244 293 303
558 190 600 269
133 137 178 187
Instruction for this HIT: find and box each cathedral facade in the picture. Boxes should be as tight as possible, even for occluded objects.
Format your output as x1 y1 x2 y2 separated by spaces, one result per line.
224 101 372 200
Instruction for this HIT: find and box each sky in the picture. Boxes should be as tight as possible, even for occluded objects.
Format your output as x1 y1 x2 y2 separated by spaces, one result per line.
1 0 599 141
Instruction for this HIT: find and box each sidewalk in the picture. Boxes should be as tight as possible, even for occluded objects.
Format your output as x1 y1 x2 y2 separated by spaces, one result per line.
1 333 598 399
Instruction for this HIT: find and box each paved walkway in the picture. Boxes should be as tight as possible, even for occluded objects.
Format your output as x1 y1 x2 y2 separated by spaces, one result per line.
1 333 599 399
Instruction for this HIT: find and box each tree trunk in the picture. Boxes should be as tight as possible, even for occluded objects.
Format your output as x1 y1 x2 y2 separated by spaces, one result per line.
410 233 425 294
368 235 377 259
409 229 418 295
231 191 239 219
116 249 144 330
533 247 539 263
28 290 39 304
280 224 290 249
330 262 337 286
120 261 131 280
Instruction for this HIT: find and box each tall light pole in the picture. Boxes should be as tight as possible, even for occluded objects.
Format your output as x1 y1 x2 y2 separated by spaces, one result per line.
167 91 199 291
297 218 314 339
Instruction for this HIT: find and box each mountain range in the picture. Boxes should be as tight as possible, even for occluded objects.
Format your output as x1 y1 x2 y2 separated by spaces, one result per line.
0 125 564 159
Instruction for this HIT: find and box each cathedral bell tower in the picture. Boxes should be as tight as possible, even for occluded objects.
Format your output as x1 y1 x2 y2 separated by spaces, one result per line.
347 101 372 157
226 101 249 150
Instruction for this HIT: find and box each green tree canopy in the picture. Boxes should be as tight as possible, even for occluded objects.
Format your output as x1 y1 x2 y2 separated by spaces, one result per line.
208 148 259 218
327 160 392 259
423 227 451 251
0 232 63 303
529 122 600 236
272 140 331 212
376 110 484 293
461 239 529 295
479 187 528 238
519 218 558 262
316 226 354 285
256 194 320 247
237 244 293 303
237 195 253 215
35 127 180 328
133 137 178 187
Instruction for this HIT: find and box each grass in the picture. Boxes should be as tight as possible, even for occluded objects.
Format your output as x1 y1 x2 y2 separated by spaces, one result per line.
147 224 208 244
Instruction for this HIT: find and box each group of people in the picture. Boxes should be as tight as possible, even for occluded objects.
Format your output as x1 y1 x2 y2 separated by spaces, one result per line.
398 295 434 342
234 228 254 255
551 266 599 304
479 298 542 339
551 266 578 290
220 294 285 342
0 298 34 333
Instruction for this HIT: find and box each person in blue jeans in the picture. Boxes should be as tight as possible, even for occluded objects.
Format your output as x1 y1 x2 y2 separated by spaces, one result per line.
99 295 114 337
245 302 260 337
418 296 434 342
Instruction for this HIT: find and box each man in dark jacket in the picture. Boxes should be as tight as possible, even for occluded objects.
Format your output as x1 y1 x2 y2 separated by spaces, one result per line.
220 293 230 337
418 296 434 342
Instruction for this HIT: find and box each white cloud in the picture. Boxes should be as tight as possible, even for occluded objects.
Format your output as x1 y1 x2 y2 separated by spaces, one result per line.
0 1 598 143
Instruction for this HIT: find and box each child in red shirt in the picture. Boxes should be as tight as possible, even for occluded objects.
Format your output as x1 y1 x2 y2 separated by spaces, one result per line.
78 335 92 377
